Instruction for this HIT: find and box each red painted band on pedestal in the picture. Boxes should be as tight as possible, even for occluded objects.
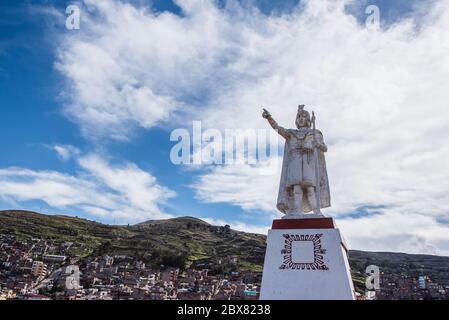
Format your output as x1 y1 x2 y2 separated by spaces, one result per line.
272 217 335 229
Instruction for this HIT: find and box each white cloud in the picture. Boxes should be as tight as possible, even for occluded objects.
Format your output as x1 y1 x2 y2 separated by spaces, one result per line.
55 0 228 140
0 155 174 223
78 154 175 217
53 0 449 254
192 161 282 214
202 217 270 236
51 144 80 161
338 211 449 256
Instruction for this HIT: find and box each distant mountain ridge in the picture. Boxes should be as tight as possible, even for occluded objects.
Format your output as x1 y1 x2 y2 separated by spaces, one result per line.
1 210 449 289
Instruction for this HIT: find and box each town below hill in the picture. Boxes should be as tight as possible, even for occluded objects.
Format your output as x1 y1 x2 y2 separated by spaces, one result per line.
1 210 448 300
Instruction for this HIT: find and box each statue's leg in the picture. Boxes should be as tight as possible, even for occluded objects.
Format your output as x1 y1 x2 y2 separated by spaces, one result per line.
306 186 321 214
292 185 303 215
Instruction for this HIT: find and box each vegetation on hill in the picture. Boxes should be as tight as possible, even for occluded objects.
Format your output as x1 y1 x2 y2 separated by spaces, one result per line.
1 210 448 290
0 210 265 272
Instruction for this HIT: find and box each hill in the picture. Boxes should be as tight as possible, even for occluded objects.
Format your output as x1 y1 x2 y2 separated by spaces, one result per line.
0 210 266 272
1 210 449 288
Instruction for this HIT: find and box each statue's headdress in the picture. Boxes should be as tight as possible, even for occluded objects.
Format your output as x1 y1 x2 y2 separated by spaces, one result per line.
296 104 311 128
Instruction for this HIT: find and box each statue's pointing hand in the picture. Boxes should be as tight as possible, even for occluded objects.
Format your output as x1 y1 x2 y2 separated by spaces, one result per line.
262 108 271 119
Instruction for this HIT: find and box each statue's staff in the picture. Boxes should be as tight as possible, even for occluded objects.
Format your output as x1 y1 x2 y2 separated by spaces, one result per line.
312 111 321 214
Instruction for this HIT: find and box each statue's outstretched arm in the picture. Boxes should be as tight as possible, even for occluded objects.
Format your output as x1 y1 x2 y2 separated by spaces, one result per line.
262 109 289 139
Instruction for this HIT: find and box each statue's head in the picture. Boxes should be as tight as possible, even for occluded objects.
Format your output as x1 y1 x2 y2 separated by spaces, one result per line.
295 105 311 128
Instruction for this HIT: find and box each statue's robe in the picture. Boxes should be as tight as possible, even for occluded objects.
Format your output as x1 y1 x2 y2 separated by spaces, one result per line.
276 127 331 214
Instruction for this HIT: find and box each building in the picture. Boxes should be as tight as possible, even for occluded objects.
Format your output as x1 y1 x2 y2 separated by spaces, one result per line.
418 276 426 290
43 255 66 263
31 261 47 277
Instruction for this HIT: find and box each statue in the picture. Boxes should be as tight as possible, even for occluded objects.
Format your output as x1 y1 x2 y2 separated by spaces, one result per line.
262 105 330 218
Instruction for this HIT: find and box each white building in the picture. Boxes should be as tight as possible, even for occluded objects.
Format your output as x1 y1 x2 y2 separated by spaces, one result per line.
31 261 47 277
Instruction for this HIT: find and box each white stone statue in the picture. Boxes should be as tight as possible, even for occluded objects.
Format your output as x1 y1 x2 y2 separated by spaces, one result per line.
262 105 331 218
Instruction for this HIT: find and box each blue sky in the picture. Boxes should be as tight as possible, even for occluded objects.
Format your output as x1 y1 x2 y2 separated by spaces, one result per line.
0 0 280 225
1 0 449 255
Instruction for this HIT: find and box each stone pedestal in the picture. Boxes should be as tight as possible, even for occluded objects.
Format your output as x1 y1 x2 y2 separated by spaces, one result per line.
259 218 355 300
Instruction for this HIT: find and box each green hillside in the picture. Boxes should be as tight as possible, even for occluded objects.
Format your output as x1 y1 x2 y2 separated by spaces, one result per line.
0 210 266 272
1 210 448 288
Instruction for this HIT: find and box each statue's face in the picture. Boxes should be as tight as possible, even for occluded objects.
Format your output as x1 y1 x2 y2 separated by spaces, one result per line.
296 113 310 128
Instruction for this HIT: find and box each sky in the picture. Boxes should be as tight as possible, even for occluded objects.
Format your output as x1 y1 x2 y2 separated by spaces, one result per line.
1 0 449 255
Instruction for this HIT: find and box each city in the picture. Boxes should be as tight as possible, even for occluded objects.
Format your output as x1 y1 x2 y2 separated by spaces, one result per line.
1 234 448 300
0 234 260 300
